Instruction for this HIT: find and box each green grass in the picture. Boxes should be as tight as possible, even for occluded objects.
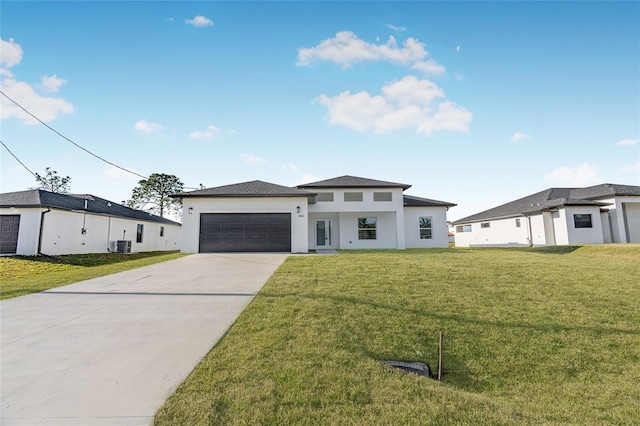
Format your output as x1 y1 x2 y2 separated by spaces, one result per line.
155 245 640 425
0 251 187 299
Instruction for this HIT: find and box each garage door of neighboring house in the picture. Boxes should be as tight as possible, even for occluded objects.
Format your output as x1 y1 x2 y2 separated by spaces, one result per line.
199 213 291 252
0 215 20 254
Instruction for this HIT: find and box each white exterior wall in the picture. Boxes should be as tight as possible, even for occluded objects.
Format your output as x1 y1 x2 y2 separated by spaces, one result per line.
307 188 406 249
454 216 530 247
597 197 640 243
307 213 340 249
181 197 309 253
563 206 604 245
1 208 180 256
1 208 42 256
403 207 451 248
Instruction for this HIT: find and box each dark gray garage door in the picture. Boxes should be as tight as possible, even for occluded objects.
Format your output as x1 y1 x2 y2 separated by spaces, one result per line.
199 213 291 252
1 215 20 254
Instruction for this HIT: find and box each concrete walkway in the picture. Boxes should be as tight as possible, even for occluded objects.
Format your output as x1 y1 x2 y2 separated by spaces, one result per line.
0 253 288 426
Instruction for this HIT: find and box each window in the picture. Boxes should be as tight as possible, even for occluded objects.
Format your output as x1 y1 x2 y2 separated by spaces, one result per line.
160 226 164 237
515 218 521 227
344 192 363 202
358 217 377 239
317 192 334 202
419 216 432 239
456 225 472 233
481 222 491 228
574 214 593 228
136 224 144 243
373 192 392 202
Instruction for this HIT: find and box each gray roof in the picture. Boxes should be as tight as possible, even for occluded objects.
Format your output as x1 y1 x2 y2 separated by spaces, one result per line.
403 194 457 208
569 183 640 199
298 175 412 190
453 184 639 224
174 180 315 198
0 189 180 225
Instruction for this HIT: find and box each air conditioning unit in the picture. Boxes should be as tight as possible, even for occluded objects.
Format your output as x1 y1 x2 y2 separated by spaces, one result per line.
116 240 132 253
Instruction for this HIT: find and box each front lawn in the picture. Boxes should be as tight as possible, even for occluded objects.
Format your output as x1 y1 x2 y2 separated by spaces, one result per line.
0 251 187 299
155 245 640 425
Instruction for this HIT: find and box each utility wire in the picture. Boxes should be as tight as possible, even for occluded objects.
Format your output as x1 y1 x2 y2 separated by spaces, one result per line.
0 139 38 178
0 90 148 180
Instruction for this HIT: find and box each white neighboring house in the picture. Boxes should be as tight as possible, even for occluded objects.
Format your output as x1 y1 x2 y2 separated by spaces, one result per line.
175 176 456 253
0 189 181 256
453 184 640 247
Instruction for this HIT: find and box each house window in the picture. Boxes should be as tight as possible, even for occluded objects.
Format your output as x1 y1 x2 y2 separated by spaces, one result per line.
344 192 363 202
419 216 432 239
574 214 593 228
481 222 491 228
373 192 392 202
136 224 144 243
456 225 472 233
358 217 377 239
160 226 164 237
515 218 521 227
317 192 334 202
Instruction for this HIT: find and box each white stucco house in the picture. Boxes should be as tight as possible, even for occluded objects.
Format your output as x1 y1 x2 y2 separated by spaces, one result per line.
453 183 640 247
174 175 456 253
0 189 181 256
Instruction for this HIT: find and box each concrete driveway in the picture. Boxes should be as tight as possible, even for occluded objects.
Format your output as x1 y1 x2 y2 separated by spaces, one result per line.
0 253 288 426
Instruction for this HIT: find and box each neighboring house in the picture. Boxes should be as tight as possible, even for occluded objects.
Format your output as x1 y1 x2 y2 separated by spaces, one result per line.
0 189 181 256
453 183 640 247
174 175 456 253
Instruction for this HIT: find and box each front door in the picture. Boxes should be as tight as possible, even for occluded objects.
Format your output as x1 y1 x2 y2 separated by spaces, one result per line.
315 219 333 248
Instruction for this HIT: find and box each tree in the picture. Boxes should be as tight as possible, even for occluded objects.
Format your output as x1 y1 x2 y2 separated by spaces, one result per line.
123 173 184 218
35 167 71 193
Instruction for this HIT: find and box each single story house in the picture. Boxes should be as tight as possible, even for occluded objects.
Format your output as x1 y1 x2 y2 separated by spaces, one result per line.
453 183 640 247
0 189 181 256
174 175 456 253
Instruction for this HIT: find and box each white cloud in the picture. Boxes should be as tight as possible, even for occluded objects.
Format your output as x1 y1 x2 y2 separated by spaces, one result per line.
297 31 444 75
0 38 23 68
385 23 406 32
241 154 267 164
185 15 213 27
544 163 600 186
316 75 471 136
189 125 220 139
0 37 73 124
453 73 464 81
456 45 461 53
510 132 532 142
134 119 162 133
282 163 300 172
40 74 66 93
616 138 637 146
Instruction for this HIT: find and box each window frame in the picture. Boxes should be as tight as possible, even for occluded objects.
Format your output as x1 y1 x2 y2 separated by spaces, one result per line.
419 216 433 239
515 218 521 228
160 226 165 237
317 192 334 202
573 214 593 229
481 222 491 229
136 224 144 243
373 191 392 202
344 192 363 202
357 217 377 240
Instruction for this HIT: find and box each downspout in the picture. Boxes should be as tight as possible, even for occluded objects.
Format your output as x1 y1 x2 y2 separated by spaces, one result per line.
38 208 51 255
526 215 533 247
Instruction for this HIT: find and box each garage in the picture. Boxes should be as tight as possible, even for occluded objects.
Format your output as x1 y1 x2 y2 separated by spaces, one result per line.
199 213 291 252
1 215 20 254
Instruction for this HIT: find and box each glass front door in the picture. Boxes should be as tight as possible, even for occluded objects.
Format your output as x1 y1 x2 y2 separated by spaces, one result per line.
315 219 332 247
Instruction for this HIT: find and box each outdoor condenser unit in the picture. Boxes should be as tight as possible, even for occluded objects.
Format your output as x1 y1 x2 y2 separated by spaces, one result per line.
116 240 132 253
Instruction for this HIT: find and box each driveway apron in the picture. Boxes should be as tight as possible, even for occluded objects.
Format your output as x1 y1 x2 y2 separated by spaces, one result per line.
0 253 288 426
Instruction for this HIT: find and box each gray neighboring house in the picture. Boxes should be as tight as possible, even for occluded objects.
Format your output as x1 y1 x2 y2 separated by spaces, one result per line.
0 189 181 255
453 183 640 247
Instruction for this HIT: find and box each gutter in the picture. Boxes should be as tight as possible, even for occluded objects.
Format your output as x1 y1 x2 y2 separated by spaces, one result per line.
37 208 51 255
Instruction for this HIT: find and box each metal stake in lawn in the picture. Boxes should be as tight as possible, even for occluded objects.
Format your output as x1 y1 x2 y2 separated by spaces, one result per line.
438 332 443 382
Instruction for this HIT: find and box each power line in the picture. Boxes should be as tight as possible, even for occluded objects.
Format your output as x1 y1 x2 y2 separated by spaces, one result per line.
0 139 38 179
0 90 148 180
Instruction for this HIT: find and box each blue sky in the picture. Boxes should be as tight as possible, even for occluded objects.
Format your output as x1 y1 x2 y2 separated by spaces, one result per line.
1 1 638 221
